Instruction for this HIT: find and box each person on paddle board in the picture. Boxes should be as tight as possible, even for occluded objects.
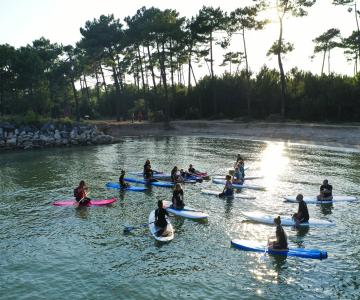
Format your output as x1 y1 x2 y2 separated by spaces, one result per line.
268 216 288 250
317 179 333 201
234 154 244 168
188 164 197 174
143 159 154 180
119 170 130 189
172 183 185 209
155 200 169 236
219 175 234 197
292 194 309 224
74 180 91 204
171 166 184 183
233 166 244 184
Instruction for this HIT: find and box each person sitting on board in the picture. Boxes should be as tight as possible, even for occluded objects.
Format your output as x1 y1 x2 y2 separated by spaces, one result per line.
143 159 154 180
171 166 184 183
119 170 130 189
292 194 309 224
155 200 169 237
317 179 333 201
219 175 234 197
188 164 197 174
233 166 244 184
268 216 288 250
172 183 185 209
74 180 91 204
180 168 190 179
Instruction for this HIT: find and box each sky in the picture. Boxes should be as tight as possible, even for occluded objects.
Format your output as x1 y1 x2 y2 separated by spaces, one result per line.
0 0 358 80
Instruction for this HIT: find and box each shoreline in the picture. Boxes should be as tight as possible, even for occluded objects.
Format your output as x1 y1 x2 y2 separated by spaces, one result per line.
93 120 360 150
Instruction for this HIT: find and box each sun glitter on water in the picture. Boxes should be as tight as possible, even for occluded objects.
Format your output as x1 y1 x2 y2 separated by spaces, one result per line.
259 142 289 189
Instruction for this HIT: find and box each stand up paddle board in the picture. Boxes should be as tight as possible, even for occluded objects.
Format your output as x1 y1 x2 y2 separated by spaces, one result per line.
212 178 266 191
124 177 174 187
231 239 328 260
53 198 117 207
241 211 335 227
201 189 256 199
163 200 208 219
284 195 357 204
213 175 264 181
148 210 174 242
105 182 147 191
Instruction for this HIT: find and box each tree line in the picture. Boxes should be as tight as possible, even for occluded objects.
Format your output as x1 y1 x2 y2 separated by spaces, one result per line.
1 0 360 123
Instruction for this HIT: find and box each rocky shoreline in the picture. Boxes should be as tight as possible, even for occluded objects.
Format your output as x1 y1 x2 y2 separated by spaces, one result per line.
0 122 116 151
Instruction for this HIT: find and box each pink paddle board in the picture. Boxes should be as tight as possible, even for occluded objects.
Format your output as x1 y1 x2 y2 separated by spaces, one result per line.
53 198 117 206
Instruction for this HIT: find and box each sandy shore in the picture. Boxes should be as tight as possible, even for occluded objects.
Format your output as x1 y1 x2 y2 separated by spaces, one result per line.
92 120 360 150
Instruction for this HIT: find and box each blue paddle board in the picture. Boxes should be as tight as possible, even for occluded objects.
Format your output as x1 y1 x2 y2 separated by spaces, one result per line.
231 239 328 260
105 182 147 191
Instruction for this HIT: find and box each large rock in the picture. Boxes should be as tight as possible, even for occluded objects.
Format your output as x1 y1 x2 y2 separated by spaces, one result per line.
93 134 113 144
6 137 17 146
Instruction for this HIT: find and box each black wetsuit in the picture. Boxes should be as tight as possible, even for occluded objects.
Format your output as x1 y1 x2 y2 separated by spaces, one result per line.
297 200 309 223
320 184 333 198
155 207 168 228
272 225 288 249
172 189 184 209
144 163 153 179
188 167 196 173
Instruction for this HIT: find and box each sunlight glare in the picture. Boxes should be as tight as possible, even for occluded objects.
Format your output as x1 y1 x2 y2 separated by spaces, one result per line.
259 142 289 189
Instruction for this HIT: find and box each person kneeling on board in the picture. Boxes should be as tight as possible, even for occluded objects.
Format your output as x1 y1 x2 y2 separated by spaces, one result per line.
268 216 288 250
219 175 234 197
74 180 91 204
119 170 130 189
317 179 333 201
292 194 309 224
172 183 185 209
155 200 169 237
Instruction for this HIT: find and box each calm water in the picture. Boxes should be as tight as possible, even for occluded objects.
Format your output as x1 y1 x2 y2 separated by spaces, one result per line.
1 136 359 300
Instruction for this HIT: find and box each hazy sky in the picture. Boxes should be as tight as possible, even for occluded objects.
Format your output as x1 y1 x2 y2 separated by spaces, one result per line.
0 0 357 78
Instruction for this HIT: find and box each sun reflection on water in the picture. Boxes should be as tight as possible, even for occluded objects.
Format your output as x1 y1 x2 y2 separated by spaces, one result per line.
259 142 290 189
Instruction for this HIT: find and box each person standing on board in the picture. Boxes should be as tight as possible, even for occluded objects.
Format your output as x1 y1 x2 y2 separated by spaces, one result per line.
317 179 333 201
292 194 309 224
172 183 185 209
154 200 169 237
268 216 288 250
219 175 234 197
74 180 91 204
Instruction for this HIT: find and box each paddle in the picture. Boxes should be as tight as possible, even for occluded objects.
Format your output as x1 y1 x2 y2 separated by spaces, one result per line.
123 222 153 233
260 237 270 261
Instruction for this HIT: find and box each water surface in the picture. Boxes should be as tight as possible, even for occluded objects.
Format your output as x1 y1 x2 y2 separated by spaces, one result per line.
0 136 359 300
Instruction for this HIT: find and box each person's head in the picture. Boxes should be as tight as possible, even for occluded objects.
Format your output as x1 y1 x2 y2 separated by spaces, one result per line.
157 200 163 209
146 159 150 164
173 166 178 171
274 216 281 225
175 183 182 190
79 180 85 187
296 193 303 202
121 170 125 175
323 179 328 185
189 164 193 168
226 175 232 181
180 169 184 172
237 154 241 159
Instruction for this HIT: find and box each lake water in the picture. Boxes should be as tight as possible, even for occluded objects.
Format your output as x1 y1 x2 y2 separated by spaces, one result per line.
1 136 359 300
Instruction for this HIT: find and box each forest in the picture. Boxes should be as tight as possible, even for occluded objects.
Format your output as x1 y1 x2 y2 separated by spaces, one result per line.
0 0 360 124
